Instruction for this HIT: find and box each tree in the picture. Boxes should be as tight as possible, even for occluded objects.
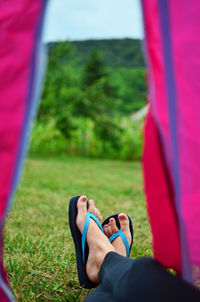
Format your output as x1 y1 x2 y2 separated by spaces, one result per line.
38 42 82 138
82 48 107 87
111 67 146 114
78 48 118 117
80 48 122 151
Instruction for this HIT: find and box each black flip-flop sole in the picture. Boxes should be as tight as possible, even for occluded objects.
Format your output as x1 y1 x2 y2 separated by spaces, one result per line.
68 196 97 289
102 214 134 255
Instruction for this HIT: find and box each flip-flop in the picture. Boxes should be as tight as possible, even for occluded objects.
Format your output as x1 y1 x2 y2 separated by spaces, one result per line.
68 196 104 289
102 214 133 257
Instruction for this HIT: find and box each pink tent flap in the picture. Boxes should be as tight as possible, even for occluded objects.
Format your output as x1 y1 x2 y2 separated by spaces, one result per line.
142 0 200 284
0 1 48 300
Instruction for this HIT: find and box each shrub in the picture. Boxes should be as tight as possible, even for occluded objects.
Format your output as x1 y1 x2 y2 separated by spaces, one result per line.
30 117 144 161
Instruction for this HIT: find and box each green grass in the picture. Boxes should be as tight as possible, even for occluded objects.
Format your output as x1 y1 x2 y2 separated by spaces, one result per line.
4 156 152 301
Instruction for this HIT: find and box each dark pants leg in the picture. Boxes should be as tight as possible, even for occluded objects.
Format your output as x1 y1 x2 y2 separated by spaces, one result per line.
85 252 200 302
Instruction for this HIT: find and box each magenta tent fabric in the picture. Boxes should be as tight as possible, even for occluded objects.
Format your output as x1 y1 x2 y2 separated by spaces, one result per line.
142 0 200 284
143 106 182 274
0 1 48 300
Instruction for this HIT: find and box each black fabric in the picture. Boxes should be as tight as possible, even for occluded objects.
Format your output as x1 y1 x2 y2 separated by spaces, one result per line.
85 252 200 302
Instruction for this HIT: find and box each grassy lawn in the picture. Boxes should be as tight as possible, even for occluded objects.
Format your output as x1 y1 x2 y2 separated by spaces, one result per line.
4 156 152 301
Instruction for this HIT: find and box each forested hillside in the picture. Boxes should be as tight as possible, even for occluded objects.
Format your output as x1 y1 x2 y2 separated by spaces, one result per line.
48 38 145 68
31 39 146 160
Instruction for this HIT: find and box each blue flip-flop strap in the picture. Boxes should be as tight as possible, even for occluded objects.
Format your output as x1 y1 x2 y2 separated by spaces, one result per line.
109 230 130 257
82 212 103 263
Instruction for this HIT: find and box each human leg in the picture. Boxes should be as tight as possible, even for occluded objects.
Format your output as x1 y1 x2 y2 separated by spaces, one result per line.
70 196 200 302
86 253 200 302
85 208 200 302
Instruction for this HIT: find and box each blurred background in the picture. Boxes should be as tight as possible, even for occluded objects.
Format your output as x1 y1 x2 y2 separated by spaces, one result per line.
30 0 146 161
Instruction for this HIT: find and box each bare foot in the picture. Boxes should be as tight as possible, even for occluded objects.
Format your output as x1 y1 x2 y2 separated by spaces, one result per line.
103 213 132 257
76 196 115 284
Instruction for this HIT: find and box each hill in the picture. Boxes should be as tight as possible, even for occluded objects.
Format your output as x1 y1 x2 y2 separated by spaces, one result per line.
48 38 145 68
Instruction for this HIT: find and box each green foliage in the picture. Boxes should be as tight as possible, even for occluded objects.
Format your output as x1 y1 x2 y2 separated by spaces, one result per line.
30 120 66 155
30 117 143 160
111 67 146 113
46 39 147 115
56 38 145 68
39 41 80 138
77 48 122 153
82 48 107 87
34 39 146 160
120 118 143 160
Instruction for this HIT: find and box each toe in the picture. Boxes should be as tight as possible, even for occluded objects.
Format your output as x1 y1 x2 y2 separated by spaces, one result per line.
76 195 88 232
108 214 131 257
88 199 96 216
88 199 95 211
107 224 112 237
103 224 109 238
77 195 88 212
118 213 129 233
88 199 102 223
109 217 118 233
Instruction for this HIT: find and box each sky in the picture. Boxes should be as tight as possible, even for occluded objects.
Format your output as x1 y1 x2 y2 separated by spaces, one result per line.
43 0 144 42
